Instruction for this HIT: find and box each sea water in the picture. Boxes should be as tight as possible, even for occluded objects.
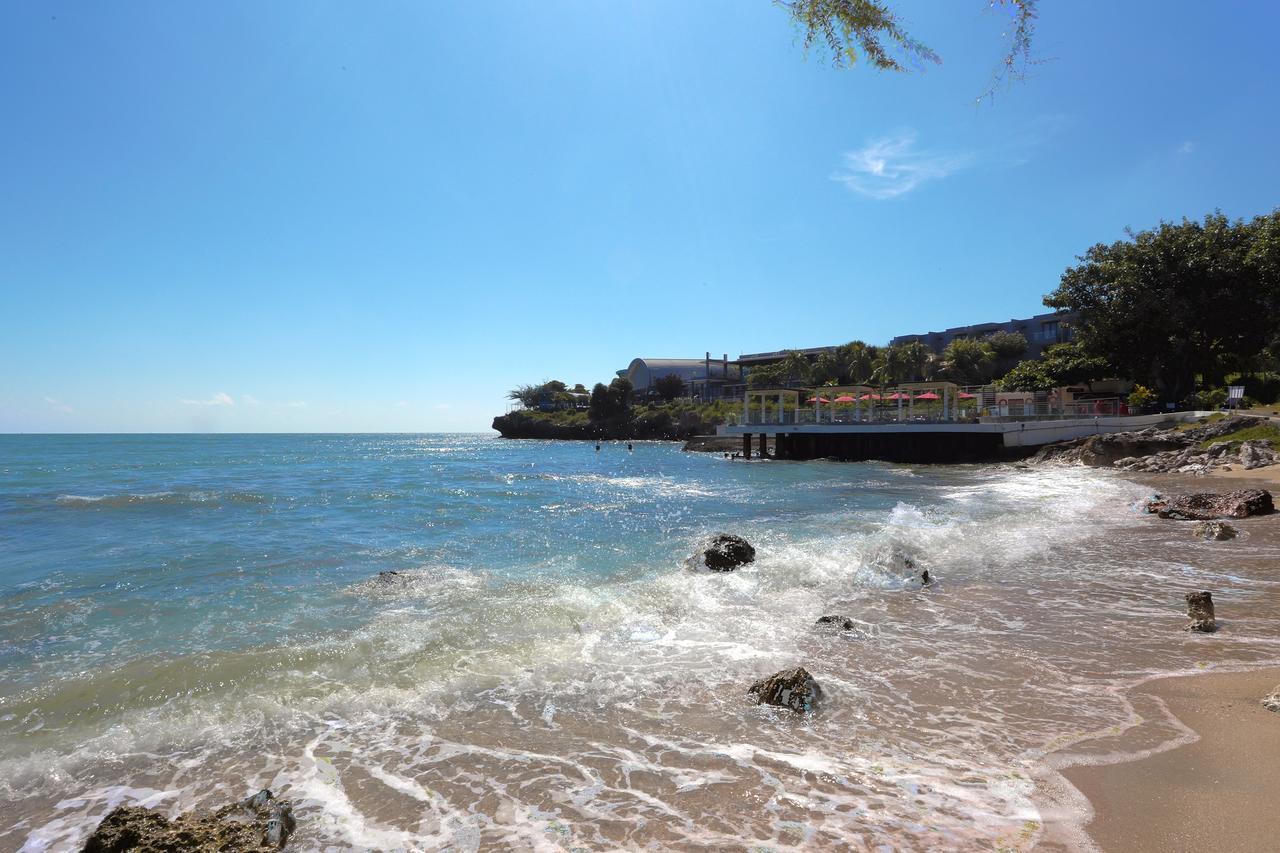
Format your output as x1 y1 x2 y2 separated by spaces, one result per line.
3 434 1280 850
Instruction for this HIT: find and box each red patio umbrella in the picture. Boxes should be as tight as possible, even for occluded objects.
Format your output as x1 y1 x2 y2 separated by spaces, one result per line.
859 393 881 401
885 392 909 400
833 395 857 403
914 392 940 400
806 397 831 404
958 392 977 399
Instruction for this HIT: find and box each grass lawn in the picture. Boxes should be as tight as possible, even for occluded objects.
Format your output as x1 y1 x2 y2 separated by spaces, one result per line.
1198 422 1280 449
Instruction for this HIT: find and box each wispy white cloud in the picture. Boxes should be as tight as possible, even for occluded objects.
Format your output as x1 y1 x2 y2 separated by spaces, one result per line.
44 396 74 414
286 400 308 408
180 391 235 407
243 394 262 406
831 131 973 200
1179 141 1195 155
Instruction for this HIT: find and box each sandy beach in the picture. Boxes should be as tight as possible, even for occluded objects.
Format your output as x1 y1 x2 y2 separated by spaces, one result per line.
1208 464 1280 486
1037 459 1280 852
1042 667 1280 852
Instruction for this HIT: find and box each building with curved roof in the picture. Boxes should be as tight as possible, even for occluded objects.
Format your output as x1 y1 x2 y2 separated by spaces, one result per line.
626 354 742 401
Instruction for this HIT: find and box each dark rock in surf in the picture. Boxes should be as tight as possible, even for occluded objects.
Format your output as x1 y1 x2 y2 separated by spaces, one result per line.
375 570 405 585
700 533 756 572
82 789 295 852
921 569 932 586
1263 687 1280 713
815 614 856 631
1192 521 1238 541
748 666 822 713
1185 590 1218 633
1146 489 1273 520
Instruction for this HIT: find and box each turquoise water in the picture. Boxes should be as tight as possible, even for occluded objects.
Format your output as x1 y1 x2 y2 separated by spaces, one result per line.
0 434 919 686
4 434 1280 850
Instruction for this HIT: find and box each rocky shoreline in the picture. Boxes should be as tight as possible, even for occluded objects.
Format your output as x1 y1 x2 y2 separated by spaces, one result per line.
82 789 294 852
491 410 721 441
1029 415 1278 475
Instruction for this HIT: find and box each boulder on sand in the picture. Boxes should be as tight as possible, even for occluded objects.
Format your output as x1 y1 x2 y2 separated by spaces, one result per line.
82 789 296 852
1145 489 1274 521
1185 591 1217 633
1239 440 1278 470
1192 521 1238 541
748 666 822 713
699 533 756 572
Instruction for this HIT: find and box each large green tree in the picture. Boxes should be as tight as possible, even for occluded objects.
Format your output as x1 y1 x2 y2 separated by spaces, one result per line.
996 341 1112 391
810 340 879 385
1045 211 1280 402
748 351 814 388
653 373 686 402
938 338 996 385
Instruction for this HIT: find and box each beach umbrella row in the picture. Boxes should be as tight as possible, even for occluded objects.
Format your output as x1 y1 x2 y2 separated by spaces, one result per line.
805 391 978 403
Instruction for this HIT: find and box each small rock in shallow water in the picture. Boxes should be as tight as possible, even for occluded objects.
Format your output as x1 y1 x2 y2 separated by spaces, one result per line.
1263 687 1280 713
1185 590 1217 633
82 788 295 852
815 614 855 631
700 533 756 572
1192 521 1238 541
748 666 822 713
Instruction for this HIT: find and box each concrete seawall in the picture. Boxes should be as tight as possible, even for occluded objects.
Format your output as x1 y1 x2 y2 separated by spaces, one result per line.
721 413 1198 463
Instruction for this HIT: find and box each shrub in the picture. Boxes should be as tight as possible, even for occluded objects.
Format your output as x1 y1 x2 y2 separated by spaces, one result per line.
1127 384 1155 409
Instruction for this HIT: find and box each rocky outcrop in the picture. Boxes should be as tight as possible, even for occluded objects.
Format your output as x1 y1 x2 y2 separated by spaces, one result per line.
493 409 722 441
682 435 758 453
1146 489 1274 520
700 533 756 572
748 667 822 713
83 789 295 852
1239 440 1278 470
1030 416 1277 475
1192 521 1238 541
1184 591 1217 633
1080 432 1192 468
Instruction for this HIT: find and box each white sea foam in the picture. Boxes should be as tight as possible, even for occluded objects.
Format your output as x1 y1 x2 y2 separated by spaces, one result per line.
8 451 1280 850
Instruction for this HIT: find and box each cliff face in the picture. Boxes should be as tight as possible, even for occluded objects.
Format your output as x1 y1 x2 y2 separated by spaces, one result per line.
491 409 719 441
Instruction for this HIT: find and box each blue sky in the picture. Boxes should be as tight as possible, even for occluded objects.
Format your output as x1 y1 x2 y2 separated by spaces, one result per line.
3 1 1278 433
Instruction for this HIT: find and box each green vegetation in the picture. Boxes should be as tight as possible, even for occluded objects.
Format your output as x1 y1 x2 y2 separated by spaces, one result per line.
653 373 687 402
780 0 1037 98
506 211 1280 432
1198 422 1280 450
1045 210 1280 404
995 341 1111 392
1127 384 1155 409
494 397 739 441
1175 413 1227 432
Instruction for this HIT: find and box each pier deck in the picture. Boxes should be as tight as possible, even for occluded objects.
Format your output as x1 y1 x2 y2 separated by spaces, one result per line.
722 413 1185 463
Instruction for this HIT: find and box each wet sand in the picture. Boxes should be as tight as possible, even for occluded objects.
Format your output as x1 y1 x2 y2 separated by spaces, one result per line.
1208 463 1280 486
1044 667 1280 852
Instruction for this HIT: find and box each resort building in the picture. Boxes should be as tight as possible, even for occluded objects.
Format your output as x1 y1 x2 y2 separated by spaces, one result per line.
890 310 1078 359
625 354 743 402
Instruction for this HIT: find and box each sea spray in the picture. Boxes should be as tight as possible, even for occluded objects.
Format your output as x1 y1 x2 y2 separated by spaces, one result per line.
4 434 1280 849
